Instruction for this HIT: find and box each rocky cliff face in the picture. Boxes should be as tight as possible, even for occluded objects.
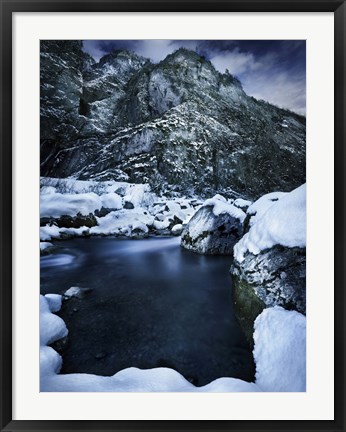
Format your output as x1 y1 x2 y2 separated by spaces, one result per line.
40 41 306 199
231 246 306 344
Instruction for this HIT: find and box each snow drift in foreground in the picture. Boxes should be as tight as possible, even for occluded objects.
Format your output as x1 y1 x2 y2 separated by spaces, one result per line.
253 306 306 392
234 184 306 263
40 295 305 392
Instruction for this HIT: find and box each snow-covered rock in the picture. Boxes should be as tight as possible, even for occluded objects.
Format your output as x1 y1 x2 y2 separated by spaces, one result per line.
40 241 54 255
181 196 245 255
234 184 306 262
171 224 183 236
230 184 306 344
40 225 91 241
40 192 102 219
64 286 93 299
231 245 306 343
233 198 253 212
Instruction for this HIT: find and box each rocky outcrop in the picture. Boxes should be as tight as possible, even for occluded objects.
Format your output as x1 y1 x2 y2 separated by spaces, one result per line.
40 42 306 199
230 246 306 344
181 204 243 255
230 184 306 345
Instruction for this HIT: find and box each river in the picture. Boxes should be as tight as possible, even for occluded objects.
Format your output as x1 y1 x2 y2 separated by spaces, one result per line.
41 236 255 386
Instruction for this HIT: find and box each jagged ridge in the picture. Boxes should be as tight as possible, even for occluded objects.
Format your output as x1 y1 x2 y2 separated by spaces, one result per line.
40 41 306 199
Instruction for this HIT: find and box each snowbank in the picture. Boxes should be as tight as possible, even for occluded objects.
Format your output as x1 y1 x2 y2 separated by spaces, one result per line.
40 295 67 346
253 306 306 392
90 209 154 236
234 184 306 262
40 192 102 218
40 225 90 241
40 295 305 392
100 193 123 210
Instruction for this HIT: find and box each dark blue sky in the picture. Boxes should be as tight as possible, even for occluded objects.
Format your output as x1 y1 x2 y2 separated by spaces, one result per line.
83 40 306 115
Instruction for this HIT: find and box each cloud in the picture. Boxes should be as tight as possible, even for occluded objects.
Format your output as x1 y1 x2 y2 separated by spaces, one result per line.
209 48 262 75
243 71 306 115
83 40 109 61
134 40 199 63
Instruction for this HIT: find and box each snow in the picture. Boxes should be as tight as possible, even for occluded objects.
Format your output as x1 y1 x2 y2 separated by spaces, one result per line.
202 195 246 222
246 191 287 226
64 287 83 299
40 192 102 218
41 365 260 393
153 219 170 230
40 225 61 241
40 241 53 251
164 200 186 222
100 192 122 210
40 225 90 241
234 184 306 262
44 294 62 312
40 177 199 238
233 198 252 209
253 306 306 392
171 224 183 235
40 186 57 195
123 183 155 207
90 209 154 236
40 177 155 207
40 295 68 346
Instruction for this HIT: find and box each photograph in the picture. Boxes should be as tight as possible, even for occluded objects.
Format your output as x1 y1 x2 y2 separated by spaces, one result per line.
39 39 306 393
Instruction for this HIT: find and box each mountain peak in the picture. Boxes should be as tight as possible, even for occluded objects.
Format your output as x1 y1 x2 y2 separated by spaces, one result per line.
164 47 207 64
99 49 149 66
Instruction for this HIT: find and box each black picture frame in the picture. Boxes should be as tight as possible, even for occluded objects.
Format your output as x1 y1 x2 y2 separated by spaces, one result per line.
1 0 345 431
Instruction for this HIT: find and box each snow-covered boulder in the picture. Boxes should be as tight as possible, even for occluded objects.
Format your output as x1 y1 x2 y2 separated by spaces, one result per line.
233 198 252 212
171 224 183 236
181 195 245 255
64 286 93 299
40 241 55 255
242 191 288 233
230 184 306 344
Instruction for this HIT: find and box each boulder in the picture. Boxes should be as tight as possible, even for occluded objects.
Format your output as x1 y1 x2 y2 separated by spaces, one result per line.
230 245 306 345
40 213 97 229
124 201 135 209
171 224 183 236
64 286 93 299
181 205 243 255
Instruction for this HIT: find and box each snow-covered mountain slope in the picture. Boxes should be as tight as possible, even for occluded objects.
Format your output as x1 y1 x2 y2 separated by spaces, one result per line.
40 42 306 199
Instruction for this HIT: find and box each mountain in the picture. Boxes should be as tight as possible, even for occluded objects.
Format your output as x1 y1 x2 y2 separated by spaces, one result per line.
40 41 306 199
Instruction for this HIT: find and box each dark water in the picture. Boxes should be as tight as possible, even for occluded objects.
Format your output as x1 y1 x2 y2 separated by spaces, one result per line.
41 237 255 386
